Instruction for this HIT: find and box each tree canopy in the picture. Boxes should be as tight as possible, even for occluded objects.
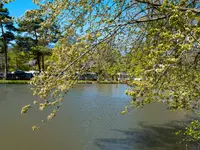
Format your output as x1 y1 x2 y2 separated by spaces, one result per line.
0 2 16 78
16 9 60 72
17 0 200 142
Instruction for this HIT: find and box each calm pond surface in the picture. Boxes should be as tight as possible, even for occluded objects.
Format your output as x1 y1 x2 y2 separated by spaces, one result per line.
0 84 193 150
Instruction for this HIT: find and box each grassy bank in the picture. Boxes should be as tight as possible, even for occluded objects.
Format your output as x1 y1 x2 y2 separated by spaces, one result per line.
78 81 125 84
0 80 30 84
0 80 125 84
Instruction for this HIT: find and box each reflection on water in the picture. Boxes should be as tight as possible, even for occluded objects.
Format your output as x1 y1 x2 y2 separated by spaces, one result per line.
0 84 194 150
95 123 181 150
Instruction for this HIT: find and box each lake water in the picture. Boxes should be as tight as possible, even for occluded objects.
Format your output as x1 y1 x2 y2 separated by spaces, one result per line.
0 84 193 150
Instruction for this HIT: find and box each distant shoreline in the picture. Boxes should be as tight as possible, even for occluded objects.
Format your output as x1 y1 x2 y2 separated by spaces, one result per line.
0 80 126 84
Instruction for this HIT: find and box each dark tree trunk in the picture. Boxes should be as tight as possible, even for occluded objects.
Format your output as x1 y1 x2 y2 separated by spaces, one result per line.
42 55 45 71
34 29 41 72
0 22 8 79
97 69 102 82
112 75 117 81
37 54 41 72
4 45 8 79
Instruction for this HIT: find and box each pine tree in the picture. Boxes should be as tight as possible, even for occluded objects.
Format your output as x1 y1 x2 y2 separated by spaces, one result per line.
17 9 60 72
0 3 16 79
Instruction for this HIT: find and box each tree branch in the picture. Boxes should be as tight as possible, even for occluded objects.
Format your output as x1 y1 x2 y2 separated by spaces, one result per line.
135 0 200 14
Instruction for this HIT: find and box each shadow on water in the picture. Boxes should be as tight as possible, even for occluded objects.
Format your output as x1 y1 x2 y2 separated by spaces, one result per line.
95 121 198 150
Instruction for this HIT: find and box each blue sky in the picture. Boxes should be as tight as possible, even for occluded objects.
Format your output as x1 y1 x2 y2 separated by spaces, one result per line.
5 0 37 18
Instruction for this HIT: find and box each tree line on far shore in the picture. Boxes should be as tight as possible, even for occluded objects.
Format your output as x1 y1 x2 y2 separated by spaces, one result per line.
0 2 128 80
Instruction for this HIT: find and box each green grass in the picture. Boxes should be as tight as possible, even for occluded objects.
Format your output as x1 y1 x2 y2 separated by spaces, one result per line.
97 81 125 84
0 80 30 84
77 80 125 84
0 80 126 84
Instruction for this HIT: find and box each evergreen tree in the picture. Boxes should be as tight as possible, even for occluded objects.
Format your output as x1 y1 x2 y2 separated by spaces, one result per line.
0 2 16 79
17 9 60 72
